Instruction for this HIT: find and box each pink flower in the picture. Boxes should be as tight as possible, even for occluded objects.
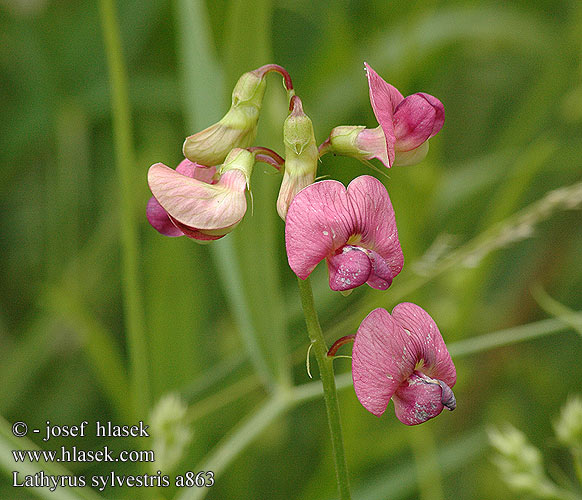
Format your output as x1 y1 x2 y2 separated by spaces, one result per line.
365 62 444 167
147 149 253 242
285 175 403 292
352 303 456 425
325 63 444 168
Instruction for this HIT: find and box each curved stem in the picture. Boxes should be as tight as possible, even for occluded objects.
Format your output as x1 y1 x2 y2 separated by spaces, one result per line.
248 146 285 171
327 334 356 357
296 276 352 500
255 63 294 91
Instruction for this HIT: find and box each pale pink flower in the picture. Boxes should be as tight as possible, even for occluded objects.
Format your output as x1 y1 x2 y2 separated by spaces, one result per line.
147 149 252 242
147 159 218 239
352 303 456 425
285 175 403 292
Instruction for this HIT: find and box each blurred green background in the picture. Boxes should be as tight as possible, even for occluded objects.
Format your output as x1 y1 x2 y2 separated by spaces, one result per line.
1 0 581 499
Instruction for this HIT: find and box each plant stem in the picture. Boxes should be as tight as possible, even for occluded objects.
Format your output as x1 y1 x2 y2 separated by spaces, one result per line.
296 276 352 500
99 0 149 416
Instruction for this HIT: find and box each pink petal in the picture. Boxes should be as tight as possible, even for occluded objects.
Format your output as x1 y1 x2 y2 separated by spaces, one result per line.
176 159 217 184
345 175 403 279
285 180 354 279
364 62 404 167
392 372 448 425
356 127 391 169
391 303 456 387
168 216 225 241
393 93 445 152
146 196 183 237
393 141 429 167
365 249 394 290
327 246 371 291
352 308 412 417
148 163 247 231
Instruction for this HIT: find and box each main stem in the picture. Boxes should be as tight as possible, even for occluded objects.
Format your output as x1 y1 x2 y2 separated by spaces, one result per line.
296 277 351 500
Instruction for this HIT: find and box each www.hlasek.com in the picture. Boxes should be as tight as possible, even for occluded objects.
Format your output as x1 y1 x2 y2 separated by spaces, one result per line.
10 420 214 492
12 446 154 464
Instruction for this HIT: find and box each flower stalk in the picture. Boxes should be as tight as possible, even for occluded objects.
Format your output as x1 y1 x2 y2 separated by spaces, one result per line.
254 63 294 94
296 276 351 500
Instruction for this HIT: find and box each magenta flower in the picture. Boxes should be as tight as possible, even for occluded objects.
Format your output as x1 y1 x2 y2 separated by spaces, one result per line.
285 175 403 292
147 149 253 242
365 62 444 167
325 63 444 168
352 303 456 425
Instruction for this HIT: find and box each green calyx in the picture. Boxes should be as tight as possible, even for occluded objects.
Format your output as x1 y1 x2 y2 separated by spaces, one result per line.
329 125 367 157
220 148 255 186
283 97 318 171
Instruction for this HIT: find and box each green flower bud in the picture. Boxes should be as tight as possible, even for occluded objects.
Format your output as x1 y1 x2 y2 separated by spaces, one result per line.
183 69 267 166
277 96 318 219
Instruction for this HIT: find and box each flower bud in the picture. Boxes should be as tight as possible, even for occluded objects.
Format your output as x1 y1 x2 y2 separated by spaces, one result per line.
277 96 318 219
183 69 267 166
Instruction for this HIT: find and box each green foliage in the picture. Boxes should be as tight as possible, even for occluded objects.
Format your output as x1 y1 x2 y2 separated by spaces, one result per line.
1 0 582 498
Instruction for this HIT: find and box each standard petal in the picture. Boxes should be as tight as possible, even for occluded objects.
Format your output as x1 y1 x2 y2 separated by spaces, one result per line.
364 62 403 167
146 196 183 237
285 180 354 279
345 175 403 281
392 372 447 425
327 246 371 291
148 164 247 231
352 308 416 417
391 303 456 387
393 93 444 152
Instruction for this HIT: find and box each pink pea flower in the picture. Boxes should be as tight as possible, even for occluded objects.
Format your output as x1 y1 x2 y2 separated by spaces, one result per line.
147 148 253 242
352 303 456 425
285 175 403 292
365 62 444 167
325 63 444 168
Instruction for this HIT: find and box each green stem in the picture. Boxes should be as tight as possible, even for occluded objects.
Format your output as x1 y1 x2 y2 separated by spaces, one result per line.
99 0 149 415
296 276 352 500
